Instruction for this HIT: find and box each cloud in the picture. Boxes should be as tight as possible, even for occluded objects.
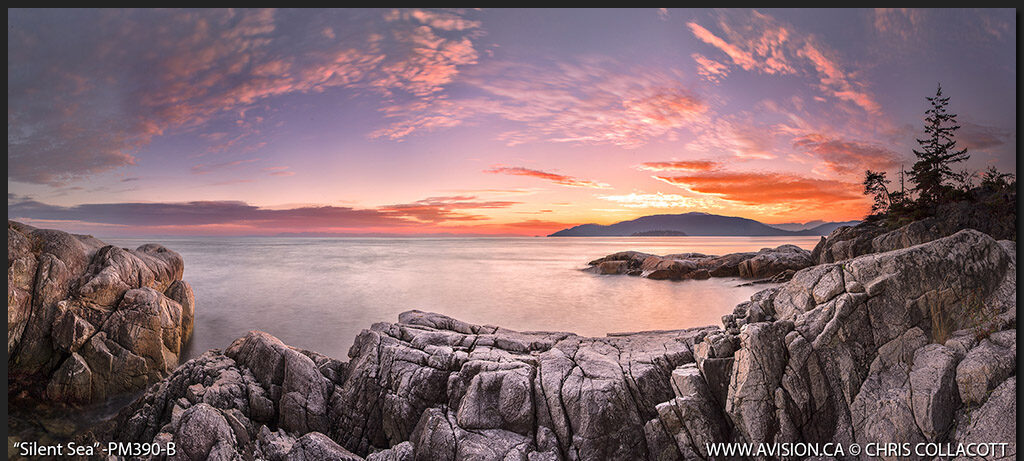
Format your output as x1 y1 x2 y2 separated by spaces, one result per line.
797 42 880 114
687 22 757 71
683 116 778 160
792 133 902 174
192 158 261 175
377 57 709 147
597 192 721 209
7 9 483 184
687 11 881 114
378 195 520 223
691 53 731 83
262 166 296 177
7 199 392 228
653 171 867 216
635 160 721 172
872 8 925 42
7 194 521 231
484 166 610 189
956 122 1014 151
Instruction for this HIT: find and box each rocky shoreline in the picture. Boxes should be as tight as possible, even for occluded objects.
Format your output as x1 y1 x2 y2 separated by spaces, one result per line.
8 220 1018 460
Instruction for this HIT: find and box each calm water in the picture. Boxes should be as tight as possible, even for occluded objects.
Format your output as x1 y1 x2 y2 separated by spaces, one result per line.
103 236 821 361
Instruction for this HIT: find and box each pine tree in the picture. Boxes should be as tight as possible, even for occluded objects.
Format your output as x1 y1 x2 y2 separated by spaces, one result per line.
908 84 969 206
863 170 892 216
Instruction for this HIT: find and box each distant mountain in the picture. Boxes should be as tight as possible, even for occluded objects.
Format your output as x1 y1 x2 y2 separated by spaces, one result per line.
768 220 860 233
630 230 689 236
800 220 861 236
548 212 853 237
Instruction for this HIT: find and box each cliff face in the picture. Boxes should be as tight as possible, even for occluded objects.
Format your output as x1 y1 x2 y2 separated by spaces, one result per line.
7 221 195 404
105 229 1016 460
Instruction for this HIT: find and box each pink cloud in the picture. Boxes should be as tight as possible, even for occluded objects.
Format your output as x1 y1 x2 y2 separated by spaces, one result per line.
687 11 882 114
379 195 520 223
798 42 881 114
379 58 709 146
691 53 731 83
687 22 757 70
7 9 485 184
191 158 261 175
792 133 902 174
484 166 610 189
635 160 721 172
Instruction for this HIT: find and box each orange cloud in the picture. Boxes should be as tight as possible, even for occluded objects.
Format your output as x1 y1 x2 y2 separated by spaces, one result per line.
485 166 610 189
635 160 721 172
653 171 869 219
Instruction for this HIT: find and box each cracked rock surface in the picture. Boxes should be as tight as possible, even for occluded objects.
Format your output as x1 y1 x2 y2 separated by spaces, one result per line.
103 229 1016 460
8 220 195 404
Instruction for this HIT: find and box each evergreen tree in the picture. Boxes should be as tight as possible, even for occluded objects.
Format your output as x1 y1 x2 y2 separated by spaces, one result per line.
908 84 969 206
863 170 892 215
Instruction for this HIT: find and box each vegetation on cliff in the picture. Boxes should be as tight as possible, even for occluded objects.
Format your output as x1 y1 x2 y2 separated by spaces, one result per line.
862 85 1016 239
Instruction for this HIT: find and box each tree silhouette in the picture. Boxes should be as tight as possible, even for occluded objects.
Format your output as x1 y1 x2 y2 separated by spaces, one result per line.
908 84 969 206
863 170 892 215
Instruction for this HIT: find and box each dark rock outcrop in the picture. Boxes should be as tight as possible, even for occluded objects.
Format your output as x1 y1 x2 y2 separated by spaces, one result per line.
585 244 812 282
812 193 1017 266
7 221 195 404
106 229 1015 460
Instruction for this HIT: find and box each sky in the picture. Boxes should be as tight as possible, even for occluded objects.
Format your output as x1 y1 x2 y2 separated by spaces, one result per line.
7 8 1017 236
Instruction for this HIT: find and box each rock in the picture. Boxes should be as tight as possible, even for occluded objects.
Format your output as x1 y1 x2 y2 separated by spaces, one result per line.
108 312 706 459
103 228 1016 460
737 244 813 280
956 338 1015 406
366 442 413 461
174 403 238 460
953 377 1016 460
286 432 363 461
586 245 811 282
7 220 195 404
811 222 885 264
725 321 790 445
909 344 961 441
596 260 630 275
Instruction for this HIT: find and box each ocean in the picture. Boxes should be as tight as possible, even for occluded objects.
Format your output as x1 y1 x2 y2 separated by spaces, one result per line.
103 235 823 361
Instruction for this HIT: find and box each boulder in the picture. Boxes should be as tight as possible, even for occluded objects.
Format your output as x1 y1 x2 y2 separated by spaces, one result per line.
956 338 1015 406
953 377 1016 460
737 245 813 280
7 221 195 404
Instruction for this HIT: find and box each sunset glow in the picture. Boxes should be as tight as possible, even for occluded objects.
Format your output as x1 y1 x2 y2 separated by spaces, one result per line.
7 9 1016 236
